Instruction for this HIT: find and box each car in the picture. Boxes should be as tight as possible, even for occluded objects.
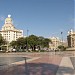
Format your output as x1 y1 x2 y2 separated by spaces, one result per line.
12 49 16 52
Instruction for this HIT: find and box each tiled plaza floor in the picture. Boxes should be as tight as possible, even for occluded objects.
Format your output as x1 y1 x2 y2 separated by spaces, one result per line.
0 53 62 75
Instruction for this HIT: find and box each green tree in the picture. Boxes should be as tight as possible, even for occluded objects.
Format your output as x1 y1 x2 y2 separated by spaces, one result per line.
28 35 51 51
0 34 6 51
58 45 66 51
0 34 6 46
10 37 27 51
10 41 17 48
28 35 39 51
38 36 45 50
16 37 26 51
42 38 51 48
9 34 52 52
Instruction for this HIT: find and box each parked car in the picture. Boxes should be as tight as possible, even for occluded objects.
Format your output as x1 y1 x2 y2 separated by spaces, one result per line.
12 49 16 52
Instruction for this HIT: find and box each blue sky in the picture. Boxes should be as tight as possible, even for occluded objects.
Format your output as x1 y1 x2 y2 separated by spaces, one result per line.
0 0 74 40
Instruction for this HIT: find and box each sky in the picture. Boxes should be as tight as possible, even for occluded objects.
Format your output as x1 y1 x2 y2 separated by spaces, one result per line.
0 0 74 40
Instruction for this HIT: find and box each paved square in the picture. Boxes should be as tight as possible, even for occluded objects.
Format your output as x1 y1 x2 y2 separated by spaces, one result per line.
0 51 75 75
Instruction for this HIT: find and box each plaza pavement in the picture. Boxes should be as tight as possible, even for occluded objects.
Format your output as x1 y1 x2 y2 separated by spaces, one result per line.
0 51 75 75
56 56 75 75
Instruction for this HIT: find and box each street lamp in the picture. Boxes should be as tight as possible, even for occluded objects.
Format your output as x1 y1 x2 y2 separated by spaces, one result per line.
61 32 63 45
27 29 29 51
27 29 29 37
58 32 63 54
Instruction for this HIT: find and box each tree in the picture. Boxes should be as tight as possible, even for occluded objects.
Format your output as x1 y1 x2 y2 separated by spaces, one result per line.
58 45 66 51
10 41 17 48
43 38 51 48
10 37 27 51
37 36 44 50
16 37 26 51
9 34 52 52
0 34 6 51
28 35 39 50
0 34 6 46
28 35 51 51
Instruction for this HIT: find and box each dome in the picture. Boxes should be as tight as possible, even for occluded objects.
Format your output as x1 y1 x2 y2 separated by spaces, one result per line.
5 17 12 21
5 15 13 24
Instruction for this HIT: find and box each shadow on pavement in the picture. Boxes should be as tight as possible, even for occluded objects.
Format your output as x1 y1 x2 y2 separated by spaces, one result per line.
0 62 74 75
56 66 74 75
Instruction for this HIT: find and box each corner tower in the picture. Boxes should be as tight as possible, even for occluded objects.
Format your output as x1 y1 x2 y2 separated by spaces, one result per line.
0 15 23 42
2 15 15 31
5 15 12 24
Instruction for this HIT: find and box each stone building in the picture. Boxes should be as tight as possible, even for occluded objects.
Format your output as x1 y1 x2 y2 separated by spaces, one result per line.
67 29 75 48
49 37 61 50
0 15 23 43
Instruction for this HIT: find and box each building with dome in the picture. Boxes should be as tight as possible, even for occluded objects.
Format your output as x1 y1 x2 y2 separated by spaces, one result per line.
0 15 23 43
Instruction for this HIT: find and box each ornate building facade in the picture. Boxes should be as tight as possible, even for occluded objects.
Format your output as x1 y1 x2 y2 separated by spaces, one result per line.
0 15 23 43
49 37 61 50
67 29 75 48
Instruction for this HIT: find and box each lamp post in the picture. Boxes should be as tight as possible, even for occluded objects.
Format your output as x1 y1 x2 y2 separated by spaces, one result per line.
61 31 64 52
61 32 63 46
27 29 29 51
